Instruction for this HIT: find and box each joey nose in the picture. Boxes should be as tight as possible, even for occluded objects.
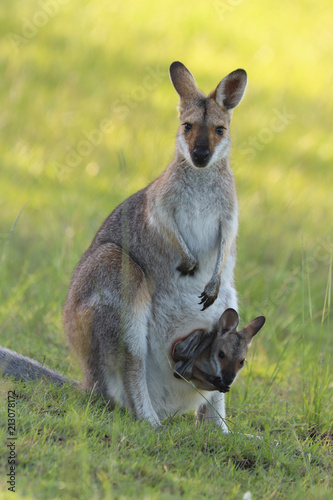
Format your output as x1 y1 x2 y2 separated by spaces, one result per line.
223 375 234 386
192 147 210 167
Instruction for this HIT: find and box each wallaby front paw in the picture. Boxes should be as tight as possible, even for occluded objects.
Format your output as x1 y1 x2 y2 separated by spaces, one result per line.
177 257 197 276
198 279 220 310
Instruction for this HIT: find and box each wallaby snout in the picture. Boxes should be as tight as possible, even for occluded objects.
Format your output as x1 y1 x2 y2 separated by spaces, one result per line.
205 374 230 393
223 374 236 387
192 146 211 167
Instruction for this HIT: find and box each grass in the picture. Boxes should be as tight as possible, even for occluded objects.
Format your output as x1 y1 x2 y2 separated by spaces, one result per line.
0 0 332 498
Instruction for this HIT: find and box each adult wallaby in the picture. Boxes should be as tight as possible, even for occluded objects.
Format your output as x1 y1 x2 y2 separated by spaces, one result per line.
62 61 247 428
1 62 248 429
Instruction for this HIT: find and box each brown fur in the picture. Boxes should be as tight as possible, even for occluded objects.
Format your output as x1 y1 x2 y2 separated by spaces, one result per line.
181 98 231 155
185 102 229 138
63 242 152 392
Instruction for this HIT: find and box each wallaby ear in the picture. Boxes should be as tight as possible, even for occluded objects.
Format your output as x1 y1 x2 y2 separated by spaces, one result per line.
211 69 247 111
172 330 205 361
216 308 239 335
243 316 266 340
169 61 202 103
173 329 215 381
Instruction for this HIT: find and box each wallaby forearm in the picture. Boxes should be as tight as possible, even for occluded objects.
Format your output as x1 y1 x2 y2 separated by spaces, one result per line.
148 203 196 274
199 211 238 310
214 213 238 281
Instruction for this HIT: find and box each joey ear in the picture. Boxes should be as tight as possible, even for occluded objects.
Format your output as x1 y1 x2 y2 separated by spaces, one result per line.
173 330 214 381
217 308 239 335
172 329 205 361
243 316 266 340
211 69 247 111
169 62 202 103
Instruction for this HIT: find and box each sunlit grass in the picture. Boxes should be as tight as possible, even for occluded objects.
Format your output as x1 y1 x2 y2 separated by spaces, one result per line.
0 0 332 498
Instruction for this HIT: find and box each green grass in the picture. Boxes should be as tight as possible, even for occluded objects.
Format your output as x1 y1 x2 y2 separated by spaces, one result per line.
0 0 332 498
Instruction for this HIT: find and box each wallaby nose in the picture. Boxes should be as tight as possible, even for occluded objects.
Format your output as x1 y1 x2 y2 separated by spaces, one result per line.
192 147 210 167
223 375 234 386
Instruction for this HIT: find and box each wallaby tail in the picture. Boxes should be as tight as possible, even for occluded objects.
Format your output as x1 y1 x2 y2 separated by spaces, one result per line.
0 347 79 387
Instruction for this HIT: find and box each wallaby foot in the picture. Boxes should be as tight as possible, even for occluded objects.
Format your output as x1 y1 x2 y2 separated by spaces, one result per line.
122 349 161 427
196 393 228 433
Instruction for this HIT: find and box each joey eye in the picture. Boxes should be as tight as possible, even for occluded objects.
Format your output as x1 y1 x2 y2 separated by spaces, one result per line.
215 126 226 136
240 359 245 367
183 122 192 132
218 350 226 359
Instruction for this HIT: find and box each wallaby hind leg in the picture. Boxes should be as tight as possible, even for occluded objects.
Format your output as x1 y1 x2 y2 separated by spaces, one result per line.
94 296 161 426
63 243 160 425
196 392 228 433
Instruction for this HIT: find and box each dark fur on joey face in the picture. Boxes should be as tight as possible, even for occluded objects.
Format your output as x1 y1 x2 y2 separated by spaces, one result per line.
200 328 250 392
205 374 230 393
190 334 247 393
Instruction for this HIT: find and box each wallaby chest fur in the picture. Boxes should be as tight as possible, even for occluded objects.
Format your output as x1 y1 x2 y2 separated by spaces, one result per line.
151 159 237 267
63 61 248 428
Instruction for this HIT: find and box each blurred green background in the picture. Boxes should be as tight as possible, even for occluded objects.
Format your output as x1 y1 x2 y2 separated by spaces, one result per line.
1 0 331 357
0 1 332 498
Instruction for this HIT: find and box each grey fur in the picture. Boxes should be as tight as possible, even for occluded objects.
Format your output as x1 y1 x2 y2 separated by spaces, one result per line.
0 347 78 386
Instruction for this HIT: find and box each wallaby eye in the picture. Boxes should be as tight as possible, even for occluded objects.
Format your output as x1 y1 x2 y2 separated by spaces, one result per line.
215 126 226 136
240 359 245 366
218 350 226 359
183 122 193 132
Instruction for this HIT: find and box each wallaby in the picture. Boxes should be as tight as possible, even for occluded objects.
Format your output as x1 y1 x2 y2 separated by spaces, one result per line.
1 62 248 430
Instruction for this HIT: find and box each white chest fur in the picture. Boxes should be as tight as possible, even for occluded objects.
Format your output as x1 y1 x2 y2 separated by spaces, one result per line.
174 195 220 257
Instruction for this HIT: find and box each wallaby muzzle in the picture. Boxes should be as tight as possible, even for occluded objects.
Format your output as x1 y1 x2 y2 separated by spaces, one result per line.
205 374 231 393
174 361 232 393
192 146 211 168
